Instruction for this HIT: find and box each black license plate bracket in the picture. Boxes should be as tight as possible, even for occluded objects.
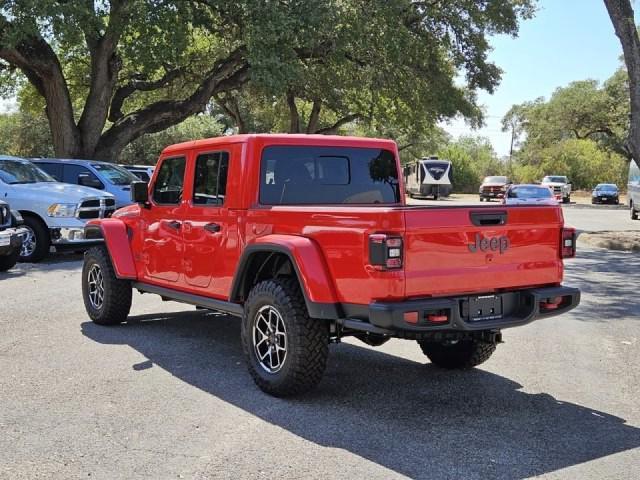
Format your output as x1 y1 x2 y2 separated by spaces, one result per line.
468 294 503 321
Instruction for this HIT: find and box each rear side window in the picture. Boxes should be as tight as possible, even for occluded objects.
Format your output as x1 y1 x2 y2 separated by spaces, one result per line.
193 152 229 205
36 162 63 181
260 146 399 205
152 157 186 205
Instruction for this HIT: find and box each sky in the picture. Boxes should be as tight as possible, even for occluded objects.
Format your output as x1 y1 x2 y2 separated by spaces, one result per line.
442 0 638 158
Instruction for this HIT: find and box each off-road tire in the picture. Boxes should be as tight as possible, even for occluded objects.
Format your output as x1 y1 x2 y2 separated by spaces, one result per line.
82 246 132 325
241 278 329 397
19 215 50 263
0 250 19 272
631 201 639 220
418 338 497 369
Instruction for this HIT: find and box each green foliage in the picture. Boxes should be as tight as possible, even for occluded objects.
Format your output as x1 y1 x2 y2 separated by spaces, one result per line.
119 115 224 165
0 112 54 158
505 69 630 158
438 136 505 193
511 139 628 189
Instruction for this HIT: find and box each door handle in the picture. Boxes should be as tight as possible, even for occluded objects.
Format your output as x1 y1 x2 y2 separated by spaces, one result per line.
203 222 221 233
166 220 182 230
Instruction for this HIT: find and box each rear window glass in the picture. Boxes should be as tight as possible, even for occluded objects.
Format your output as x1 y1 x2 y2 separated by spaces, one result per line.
260 146 400 205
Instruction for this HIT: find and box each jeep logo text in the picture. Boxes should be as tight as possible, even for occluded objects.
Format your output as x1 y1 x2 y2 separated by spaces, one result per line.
468 234 510 254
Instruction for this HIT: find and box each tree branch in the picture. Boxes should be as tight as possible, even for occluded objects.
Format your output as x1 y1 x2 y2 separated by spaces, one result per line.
109 67 188 122
316 113 362 134
287 90 300 133
77 0 133 154
306 99 322 133
94 47 249 160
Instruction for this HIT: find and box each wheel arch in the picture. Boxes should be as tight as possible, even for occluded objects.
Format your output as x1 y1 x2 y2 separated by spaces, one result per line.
230 236 340 319
85 218 137 279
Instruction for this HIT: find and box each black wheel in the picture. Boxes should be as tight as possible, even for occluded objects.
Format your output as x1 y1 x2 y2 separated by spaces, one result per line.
563 195 570 204
479 197 483 202
631 201 639 220
241 278 329 397
418 338 497 369
82 246 132 325
18 215 50 262
0 250 19 272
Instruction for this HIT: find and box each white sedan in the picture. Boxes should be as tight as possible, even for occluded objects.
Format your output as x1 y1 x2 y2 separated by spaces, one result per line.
502 184 558 206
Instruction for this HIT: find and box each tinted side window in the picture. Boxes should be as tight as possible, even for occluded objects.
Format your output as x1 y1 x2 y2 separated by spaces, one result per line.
153 157 186 205
193 152 229 205
36 162 63 181
63 164 103 188
260 146 399 205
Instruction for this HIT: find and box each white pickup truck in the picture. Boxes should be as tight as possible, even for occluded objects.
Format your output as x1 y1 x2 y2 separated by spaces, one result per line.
541 175 572 204
0 156 116 262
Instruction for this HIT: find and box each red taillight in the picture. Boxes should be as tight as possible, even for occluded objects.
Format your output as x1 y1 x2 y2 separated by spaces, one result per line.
561 227 576 258
369 233 403 270
427 314 448 323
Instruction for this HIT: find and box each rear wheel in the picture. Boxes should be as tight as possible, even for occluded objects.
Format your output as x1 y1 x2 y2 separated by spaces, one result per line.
19 216 49 263
82 246 132 325
418 338 497 369
241 278 329 397
0 250 19 272
631 201 639 220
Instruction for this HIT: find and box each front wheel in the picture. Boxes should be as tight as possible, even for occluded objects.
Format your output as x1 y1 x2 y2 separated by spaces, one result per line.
418 338 497 369
82 246 132 325
241 278 329 397
631 201 639 220
18 216 50 262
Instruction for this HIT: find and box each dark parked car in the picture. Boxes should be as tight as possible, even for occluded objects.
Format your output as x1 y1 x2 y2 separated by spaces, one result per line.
0 200 28 272
591 184 619 205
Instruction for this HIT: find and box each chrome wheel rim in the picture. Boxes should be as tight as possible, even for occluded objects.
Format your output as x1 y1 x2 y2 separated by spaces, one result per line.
253 305 287 374
87 264 105 310
20 226 36 257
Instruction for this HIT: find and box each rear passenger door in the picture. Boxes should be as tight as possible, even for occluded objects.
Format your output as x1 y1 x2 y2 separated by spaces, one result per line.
182 149 234 296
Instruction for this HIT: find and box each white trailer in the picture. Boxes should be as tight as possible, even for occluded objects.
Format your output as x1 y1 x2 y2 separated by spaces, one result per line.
404 157 453 199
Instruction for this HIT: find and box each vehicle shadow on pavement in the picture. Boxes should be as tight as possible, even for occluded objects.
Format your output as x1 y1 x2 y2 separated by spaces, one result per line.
82 313 640 480
564 247 640 322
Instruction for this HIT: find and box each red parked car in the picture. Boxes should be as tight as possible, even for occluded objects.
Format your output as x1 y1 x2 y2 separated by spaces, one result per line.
81 134 580 396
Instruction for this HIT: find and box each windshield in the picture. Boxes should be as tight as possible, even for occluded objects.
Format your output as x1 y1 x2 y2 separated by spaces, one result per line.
508 186 552 199
91 163 139 185
595 184 617 191
543 176 567 183
484 176 507 184
0 159 56 184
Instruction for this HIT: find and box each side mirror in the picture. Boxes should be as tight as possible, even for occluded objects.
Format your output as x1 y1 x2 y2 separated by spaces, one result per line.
78 173 103 189
131 181 149 204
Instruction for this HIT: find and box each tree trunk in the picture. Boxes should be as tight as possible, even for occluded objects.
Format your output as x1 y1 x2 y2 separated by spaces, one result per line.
604 0 640 161
287 91 300 133
306 100 322 133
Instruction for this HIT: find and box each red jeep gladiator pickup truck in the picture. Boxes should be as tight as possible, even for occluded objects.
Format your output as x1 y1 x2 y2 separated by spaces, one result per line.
81 134 580 396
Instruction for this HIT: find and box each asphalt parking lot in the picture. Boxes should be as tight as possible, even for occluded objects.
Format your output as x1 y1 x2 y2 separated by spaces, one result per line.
1 205 639 480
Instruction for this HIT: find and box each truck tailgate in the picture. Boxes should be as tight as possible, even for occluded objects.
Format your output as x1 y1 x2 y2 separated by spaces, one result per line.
403 206 564 297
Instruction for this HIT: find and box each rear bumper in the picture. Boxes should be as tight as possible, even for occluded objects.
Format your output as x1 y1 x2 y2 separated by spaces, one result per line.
340 286 580 336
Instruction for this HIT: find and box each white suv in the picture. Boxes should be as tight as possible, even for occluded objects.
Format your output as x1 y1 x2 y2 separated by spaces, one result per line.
0 156 115 262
